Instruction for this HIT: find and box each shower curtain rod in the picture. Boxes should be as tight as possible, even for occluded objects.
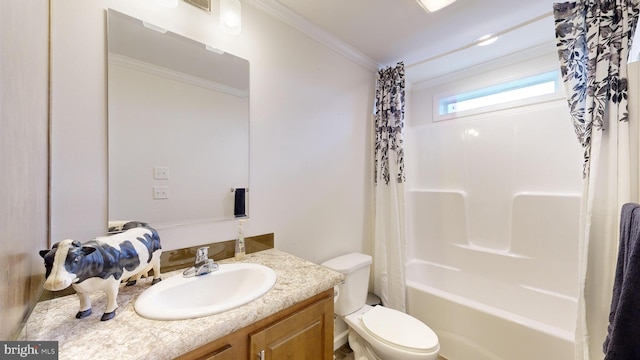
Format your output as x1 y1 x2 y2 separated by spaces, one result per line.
406 11 554 69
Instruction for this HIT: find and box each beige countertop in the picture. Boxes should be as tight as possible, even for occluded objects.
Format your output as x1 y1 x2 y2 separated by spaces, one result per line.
19 249 343 360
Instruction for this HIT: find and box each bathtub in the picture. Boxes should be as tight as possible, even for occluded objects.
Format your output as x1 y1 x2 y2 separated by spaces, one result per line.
406 259 575 360
404 190 579 359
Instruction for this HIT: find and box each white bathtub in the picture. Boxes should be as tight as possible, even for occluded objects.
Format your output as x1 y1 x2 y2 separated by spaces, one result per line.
406 259 575 360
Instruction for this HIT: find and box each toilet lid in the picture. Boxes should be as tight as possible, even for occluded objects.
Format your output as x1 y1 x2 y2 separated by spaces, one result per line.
361 306 438 352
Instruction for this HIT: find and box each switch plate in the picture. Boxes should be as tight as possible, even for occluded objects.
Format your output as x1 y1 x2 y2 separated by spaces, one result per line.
154 166 169 180
153 186 169 199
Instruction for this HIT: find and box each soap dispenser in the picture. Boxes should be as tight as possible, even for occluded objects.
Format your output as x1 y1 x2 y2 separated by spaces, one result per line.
235 219 246 261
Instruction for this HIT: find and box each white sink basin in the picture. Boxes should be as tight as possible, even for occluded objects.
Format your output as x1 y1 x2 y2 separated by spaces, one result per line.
135 262 277 320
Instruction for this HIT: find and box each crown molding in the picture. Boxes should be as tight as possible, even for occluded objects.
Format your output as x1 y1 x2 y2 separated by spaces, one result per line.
246 0 380 72
108 53 249 98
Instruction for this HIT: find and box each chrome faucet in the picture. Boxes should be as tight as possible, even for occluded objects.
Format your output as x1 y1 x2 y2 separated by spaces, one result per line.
183 246 219 277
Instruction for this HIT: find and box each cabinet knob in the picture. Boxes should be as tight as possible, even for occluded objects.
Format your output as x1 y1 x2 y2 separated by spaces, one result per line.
258 349 265 360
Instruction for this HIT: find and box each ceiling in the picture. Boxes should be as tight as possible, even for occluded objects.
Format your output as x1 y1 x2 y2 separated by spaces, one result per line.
249 0 560 84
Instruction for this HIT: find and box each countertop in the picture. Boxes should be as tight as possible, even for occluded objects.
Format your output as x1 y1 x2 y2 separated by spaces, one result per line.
19 249 343 359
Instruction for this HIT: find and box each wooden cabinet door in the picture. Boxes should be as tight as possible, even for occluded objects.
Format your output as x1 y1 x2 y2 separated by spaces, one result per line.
249 296 333 360
193 344 235 360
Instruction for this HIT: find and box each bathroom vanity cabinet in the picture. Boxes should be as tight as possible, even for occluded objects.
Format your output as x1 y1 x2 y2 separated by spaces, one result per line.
176 288 334 360
21 249 343 360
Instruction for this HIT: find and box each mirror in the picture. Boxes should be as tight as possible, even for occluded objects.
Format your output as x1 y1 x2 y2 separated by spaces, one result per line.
107 10 249 229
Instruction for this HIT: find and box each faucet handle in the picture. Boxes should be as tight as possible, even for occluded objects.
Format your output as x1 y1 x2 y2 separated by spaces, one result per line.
195 246 209 263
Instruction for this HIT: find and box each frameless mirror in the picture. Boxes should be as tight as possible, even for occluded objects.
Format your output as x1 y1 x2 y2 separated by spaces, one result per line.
107 9 249 229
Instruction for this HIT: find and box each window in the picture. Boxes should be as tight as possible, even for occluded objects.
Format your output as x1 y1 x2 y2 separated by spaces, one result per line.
435 70 561 120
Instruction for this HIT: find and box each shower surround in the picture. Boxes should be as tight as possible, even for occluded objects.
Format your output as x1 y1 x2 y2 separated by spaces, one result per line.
405 61 583 359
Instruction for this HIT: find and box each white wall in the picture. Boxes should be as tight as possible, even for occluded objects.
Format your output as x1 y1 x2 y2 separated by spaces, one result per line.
50 0 375 263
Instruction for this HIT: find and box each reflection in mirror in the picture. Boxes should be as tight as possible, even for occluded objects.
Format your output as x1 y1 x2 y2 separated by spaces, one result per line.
107 10 249 229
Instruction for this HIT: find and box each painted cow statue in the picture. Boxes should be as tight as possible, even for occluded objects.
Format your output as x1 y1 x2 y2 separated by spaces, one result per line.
39 222 162 321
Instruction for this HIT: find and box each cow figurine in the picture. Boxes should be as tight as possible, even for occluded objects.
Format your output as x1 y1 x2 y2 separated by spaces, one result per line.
39 222 162 321
107 220 146 234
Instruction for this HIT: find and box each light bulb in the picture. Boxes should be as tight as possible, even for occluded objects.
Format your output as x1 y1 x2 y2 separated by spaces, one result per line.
220 0 242 35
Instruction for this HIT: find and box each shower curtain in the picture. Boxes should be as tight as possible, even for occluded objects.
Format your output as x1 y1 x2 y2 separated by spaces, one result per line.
373 62 407 312
553 1 639 358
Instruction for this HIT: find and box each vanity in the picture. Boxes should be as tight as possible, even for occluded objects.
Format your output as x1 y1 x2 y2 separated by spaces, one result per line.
20 249 343 360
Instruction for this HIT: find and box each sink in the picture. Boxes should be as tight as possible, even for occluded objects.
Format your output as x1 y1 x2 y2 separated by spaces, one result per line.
134 262 277 320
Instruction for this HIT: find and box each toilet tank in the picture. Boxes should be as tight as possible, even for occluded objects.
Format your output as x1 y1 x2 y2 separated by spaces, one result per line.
321 253 372 316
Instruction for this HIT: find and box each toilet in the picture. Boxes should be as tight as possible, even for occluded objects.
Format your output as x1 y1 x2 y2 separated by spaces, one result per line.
322 253 439 360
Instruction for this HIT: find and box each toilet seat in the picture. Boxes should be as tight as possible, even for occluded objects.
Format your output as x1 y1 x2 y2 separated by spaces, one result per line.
361 306 439 353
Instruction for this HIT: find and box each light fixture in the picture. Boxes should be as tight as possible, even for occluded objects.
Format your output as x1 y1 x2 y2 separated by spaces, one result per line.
220 0 242 35
155 0 179 8
205 45 225 54
156 0 242 35
184 0 211 12
476 33 498 46
143 21 168 33
416 0 456 12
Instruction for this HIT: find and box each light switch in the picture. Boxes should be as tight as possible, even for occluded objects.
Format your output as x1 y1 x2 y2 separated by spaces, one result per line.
154 166 169 180
153 186 169 199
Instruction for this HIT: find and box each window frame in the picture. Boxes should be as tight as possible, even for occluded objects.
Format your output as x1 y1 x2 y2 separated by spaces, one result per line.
432 69 563 122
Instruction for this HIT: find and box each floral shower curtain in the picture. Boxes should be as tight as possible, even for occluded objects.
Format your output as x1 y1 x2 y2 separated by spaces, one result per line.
554 1 639 358
373 62 407 312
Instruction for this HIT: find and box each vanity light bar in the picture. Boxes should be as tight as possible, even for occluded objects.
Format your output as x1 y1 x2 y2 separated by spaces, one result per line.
142 21 168 34
416 0 456 12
